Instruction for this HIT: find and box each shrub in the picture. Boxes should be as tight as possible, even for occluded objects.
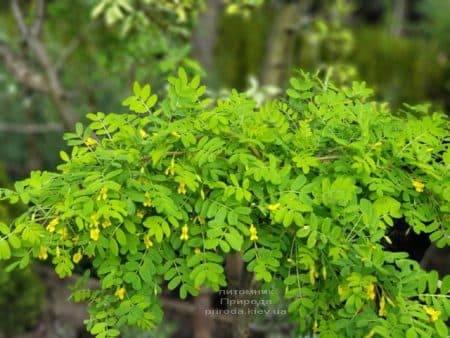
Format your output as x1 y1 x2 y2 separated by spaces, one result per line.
0 69 449 337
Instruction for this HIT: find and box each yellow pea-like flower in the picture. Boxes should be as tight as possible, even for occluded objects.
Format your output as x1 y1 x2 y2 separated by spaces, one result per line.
90 228 100 241
249 224 258 242
143 192 153 207
178 182 187 195
97 187 108 201
267 203 281 211
115 287 126 300
180 224 189 241
309 265 319 285
102 219 112 228
412 179 425 192
366 283 376 300
38 246 48 260
165 158 176 176
73 251 83 264
194 248 201 254
46 217 59 232
144 235 154 249
84 137 98 147
424 306 440 322
90 213 100 228
136 209 145 219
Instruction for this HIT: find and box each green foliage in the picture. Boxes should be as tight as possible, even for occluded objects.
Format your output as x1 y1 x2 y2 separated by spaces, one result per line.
0 263 44 335
1 69 449 337
92 0 264 28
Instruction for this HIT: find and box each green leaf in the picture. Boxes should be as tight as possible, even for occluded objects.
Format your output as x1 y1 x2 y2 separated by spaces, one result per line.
441 275 450 294
224 229 243 251
435 320 448 337
146 94 157 109
0 239 11 260
405 328 417 338
115 228 127 246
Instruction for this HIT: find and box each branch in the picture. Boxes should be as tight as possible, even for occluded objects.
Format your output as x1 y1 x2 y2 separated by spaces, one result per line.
0 41 49 93
0 122 63 134
10 0 29 38
31 0 46 37
10 0 76 130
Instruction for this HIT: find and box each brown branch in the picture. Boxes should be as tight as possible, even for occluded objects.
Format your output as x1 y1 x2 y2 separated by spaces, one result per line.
10 0 76 130
0 42 49 93
0 122 63 134
31 0 46 37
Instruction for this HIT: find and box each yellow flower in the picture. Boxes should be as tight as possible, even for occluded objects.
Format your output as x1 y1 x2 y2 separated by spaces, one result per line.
97 187 108 201
84 137 98 147
38 246 48 260
73 251 83 264
144 235 154 249
378 296 387 317
180 224 189 241
136 209 145 219
90 213 100 227
194 248 201 254
90 228 100 241
249 224 258 241
46 218 59 232
165 158 176 176
115 287 126 300
309 265 319 285
424 306 440 322
412 179 425 192
143 192 152 207
102 219 111 228
139 129 148 138
177 182 187 195
366 283 376 300
267 203 281 211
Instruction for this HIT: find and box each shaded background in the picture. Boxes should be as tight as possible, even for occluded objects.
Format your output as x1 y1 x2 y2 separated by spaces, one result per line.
0 0 449 337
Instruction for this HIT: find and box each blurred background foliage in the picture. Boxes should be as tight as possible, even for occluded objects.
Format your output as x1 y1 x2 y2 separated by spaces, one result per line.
0 0 449 337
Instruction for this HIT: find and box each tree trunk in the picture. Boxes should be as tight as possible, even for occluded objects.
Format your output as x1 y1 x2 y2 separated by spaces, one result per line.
191 0 222 80
225 253 255 338
391 0 407 37
192 287 214 338
261 2 308 87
